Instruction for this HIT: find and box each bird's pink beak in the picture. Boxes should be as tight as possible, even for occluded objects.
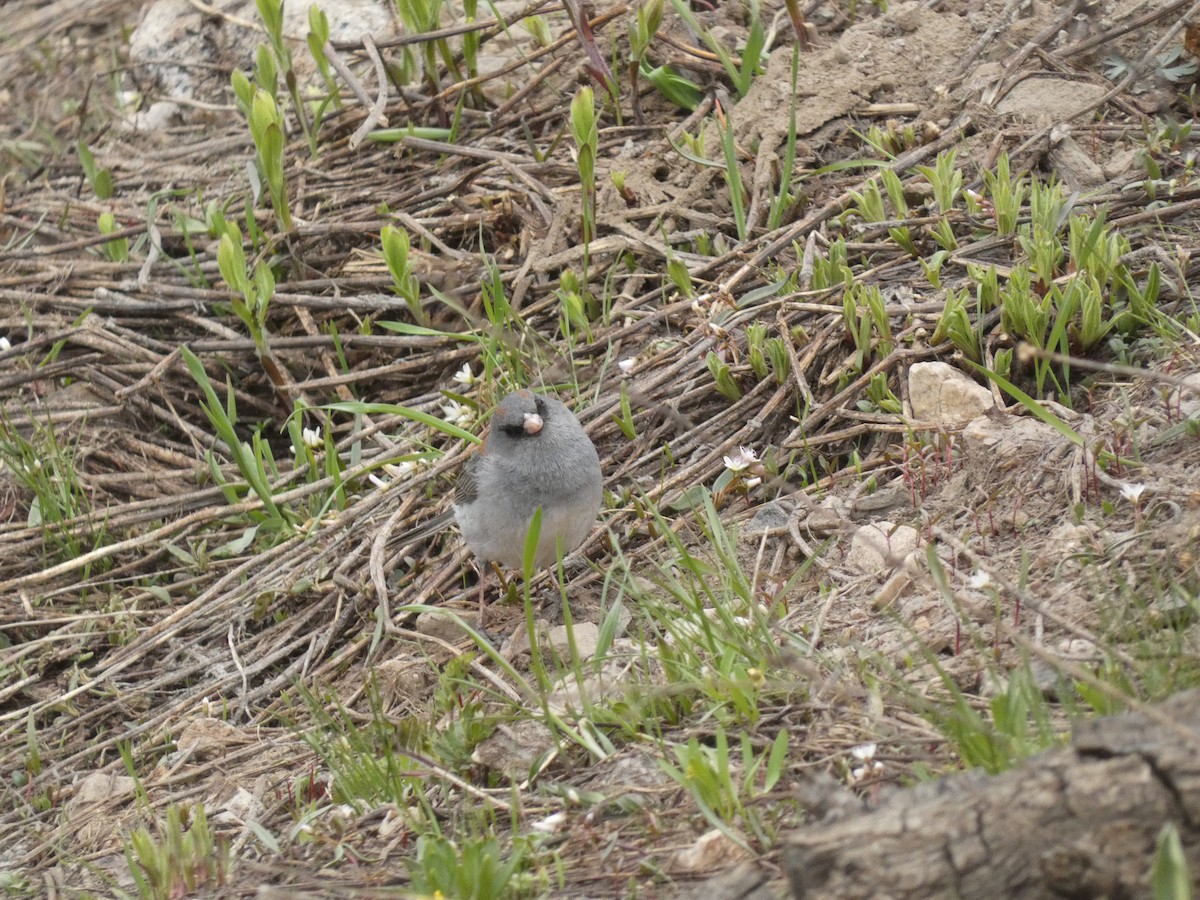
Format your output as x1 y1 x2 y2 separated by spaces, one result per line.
523 412 544 434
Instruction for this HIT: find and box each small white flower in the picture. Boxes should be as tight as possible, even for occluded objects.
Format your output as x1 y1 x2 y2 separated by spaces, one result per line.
441 400 473 427
453 363 476 386
301 426 323 449
381 457 430 481
618 357 636 374
531 811 568 834
967 570 992 590
850 761 885 783
1120 482 1145 503
851 743 877 762
368 472 389 489
743 476 762 489
0 336 10 352
848 743 885 784
723 446 760 472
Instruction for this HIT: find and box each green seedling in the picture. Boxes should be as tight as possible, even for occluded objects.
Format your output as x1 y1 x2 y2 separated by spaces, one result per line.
931 285 979 361
659 723 789 848
863 372 901 414
76 140 113 199
569 86 599 278
767 47 801 229
181 346 294 531
667 253 695 299
916 149 962 250
810 237 854 289
217 221 275 355
715 96 748 241
843 283 893 367
395 0 464 93
522 14 552 47
982 152 1025 236
920 250 949 287
641 61 703 110
613 382 637 439
669 0 765 97
98 212 129 262
627 0 663 121
0 412 107 568
408 833 527 900
850 171 916 255
746 321 769 378
765 335 790 383
230 78 293 232
557 268 597 341
306 5 337 102
1152 823 1193 900
125 804 228 900
706 350 742 400
381 223 427 325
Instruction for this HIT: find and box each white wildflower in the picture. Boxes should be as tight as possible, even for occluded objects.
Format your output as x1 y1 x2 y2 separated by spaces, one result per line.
531 812 568 834
852 743 876 761
849 743 884 784
453 363 476 386
0 336 10 352
618 357 637 374
301 426 323 449
1120 482 1145 504
441 400 474 427
967 570 992 590
381 457 431 481
723 446 760 472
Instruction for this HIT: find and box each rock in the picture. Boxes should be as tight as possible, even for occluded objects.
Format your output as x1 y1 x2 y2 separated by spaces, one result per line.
176 716 241 758
415 607 482 644
372 658 430 706
908 361 994 425
846 521 920 574
69 772 136 810
471 719 556 780
127 0 397 120
994 77 1109 125
747 500 793 534
673 828 752 873
1170 372 1200 418
547 622 600 660
1048 130 1106 191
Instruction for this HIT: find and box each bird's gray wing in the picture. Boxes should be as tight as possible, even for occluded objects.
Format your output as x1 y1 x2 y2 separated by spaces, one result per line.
455 453 480 506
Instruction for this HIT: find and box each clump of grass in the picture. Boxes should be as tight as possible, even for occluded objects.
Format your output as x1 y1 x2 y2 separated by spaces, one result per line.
125 804 229 900
0 413 108 571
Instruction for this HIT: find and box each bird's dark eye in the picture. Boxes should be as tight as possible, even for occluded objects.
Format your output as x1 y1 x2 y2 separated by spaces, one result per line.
534 397 547 417
502 424 525 438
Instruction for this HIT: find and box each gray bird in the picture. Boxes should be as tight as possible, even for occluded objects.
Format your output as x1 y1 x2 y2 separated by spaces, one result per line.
454 389 603 573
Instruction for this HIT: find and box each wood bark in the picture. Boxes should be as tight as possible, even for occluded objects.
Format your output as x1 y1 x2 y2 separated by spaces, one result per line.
783 689 1200 899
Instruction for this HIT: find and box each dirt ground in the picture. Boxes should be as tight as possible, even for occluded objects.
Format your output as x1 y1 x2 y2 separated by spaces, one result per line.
2 0 1200 896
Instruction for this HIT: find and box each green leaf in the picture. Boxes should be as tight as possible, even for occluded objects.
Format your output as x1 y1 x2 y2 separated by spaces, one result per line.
641 62 703 110
1152 823 1192 900
217 230 249 294
324 401 479 444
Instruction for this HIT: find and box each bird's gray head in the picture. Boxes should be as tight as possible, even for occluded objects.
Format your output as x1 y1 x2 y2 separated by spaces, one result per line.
490 389 549 442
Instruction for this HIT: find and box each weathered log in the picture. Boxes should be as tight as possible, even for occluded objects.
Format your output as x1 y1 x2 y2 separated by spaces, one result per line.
783 689 1200 899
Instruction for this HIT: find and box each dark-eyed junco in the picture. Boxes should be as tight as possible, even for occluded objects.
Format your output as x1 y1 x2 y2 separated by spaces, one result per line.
454 389 603 574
